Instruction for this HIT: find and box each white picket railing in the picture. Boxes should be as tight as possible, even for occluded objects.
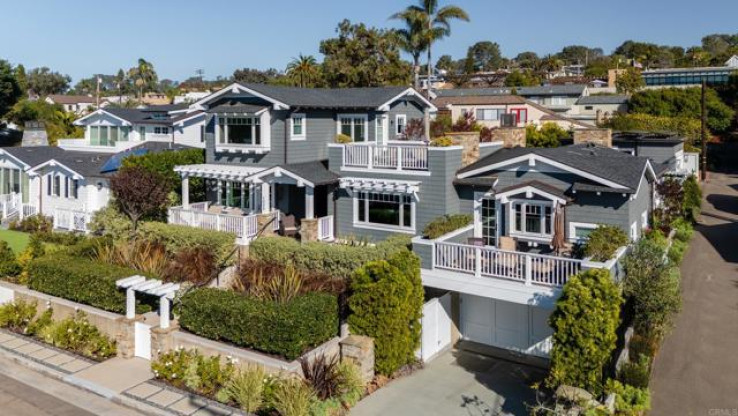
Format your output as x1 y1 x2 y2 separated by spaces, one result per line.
188 201 210 212
433 241 582 287
53 208 90 232
0 193 21 219
343 144 428 171
168 206 265 242
21 204 38 219
318 215 334 241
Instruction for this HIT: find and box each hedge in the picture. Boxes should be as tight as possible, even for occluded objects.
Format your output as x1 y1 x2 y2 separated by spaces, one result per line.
27 255 152 314
137 222 236 265
249 235 410 279
422 214 473 239
178 288 338 361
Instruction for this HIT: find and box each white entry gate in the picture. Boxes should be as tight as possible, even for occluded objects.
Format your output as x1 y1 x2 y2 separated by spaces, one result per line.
418 293 452 362
134 321 152 360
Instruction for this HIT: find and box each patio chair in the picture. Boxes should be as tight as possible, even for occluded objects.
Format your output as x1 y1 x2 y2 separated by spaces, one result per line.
497 236 522 277
280 214 298 238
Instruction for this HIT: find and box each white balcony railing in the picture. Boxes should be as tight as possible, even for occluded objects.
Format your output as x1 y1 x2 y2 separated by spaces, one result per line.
318 215 334 241
53 208 90 232
168 206 259 240
0 193 21 219
433 241 582 287
343 144 428 171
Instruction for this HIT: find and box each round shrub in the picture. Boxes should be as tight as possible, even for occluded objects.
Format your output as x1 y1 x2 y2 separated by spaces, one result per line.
348 251 423 376
0 240 21 278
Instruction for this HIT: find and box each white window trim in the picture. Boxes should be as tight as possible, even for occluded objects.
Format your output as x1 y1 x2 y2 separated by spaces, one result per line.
337 114 370 142
641 210 649 229
395 114 407 136
473 191 500 246
630 221 639 241
508 199 555 240
375 114 388 145
290 113 306 141
352 192 416 233
568 222 599 243
215 113 270 150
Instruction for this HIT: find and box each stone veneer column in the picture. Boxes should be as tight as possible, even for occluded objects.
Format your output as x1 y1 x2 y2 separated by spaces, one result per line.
573 128 613 147
340 335 375 384
150 324 179 362
115 316 142 359
446 132 480 167
490 127 527 148
300 218 319 242
256 213 276 237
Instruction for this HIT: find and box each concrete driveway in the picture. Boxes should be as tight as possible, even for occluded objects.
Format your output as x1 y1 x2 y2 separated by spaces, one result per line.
650 172 738 414
351 349 546 416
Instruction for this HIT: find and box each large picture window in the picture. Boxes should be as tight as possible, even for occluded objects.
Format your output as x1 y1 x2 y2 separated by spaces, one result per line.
511 201 553 236
356 192 413 230
339 115 368 142
90 126 130 146
476 109 501 121
218 117 261 145
217 181 250 210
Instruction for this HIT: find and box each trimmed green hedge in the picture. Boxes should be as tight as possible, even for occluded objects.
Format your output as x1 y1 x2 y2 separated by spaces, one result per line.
27 255 151 314
249 235 410 279
422 214 473 239
137 222 236 265
178 288 338 361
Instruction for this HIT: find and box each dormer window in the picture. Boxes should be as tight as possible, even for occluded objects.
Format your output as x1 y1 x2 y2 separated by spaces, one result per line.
151 113 169 120
218 116 261 145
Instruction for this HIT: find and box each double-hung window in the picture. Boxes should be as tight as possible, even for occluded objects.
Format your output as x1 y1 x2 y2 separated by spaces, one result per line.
219 117 262 145
395 115 407 136
154 127 169 135
511 201 553 237
375 115 387 144
339 115 368 142
290 113 306 140
52 175 61 197
355 192 414 230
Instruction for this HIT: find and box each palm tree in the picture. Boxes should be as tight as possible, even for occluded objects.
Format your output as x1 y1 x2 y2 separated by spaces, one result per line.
286 54 318 88
128 58 156 99
391 0 469 92
390 8 427 90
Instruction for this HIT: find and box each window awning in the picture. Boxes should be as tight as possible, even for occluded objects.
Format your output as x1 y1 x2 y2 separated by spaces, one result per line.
339 177 420 195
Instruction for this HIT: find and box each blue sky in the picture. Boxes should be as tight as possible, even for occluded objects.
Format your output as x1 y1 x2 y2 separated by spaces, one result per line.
2 0 735 83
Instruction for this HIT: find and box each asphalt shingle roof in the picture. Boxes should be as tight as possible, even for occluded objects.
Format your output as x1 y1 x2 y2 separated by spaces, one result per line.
434 85 587 98
277 160 340 186
239 83 412 109
104 108 174 125
208 101 268 114
459 143 649 192
3 146 67 167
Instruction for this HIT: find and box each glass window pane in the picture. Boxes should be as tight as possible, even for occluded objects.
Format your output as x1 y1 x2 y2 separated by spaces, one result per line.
368 199 400 226
109 127 119 145
90 126 99 145
99 126 109 146
354 118 365 141
525 205 541 233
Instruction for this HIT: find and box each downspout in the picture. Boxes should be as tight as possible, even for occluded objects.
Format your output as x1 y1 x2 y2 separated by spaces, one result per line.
283 109 290 165
38 175 42 215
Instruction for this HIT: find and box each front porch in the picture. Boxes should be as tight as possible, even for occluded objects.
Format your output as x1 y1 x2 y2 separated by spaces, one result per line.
170 162 338 244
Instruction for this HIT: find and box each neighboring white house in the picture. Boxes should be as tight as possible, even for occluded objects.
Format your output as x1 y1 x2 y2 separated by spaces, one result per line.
569 95 629 126
67 105 206 152
173 91 211 104
45 95 105 115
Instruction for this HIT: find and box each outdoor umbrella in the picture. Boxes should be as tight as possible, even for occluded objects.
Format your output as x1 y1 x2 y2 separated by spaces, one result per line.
551 204 566 254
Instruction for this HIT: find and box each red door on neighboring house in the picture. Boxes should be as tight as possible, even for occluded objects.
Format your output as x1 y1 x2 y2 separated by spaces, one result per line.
510 108 528 125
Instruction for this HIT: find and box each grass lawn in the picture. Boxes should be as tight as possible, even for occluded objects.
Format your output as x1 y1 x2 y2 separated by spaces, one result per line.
0 229 30 254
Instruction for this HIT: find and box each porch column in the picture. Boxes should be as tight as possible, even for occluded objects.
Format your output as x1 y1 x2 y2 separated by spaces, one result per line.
261 182 271 214
305 186 315 219
159 297 171 329
181 175 189 208
126 288 136 319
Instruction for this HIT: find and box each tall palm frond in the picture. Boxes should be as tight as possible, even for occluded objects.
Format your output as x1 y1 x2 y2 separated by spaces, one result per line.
286 54 319 88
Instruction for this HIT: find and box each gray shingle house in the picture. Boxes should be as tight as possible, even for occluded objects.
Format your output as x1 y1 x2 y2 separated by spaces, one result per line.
171 83 683 362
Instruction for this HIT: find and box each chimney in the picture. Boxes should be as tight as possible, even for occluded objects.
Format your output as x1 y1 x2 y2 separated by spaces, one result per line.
573 128 612 148
490 126 526 149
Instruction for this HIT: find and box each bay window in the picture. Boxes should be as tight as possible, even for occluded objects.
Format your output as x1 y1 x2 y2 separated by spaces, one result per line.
356 192 413 230
218 116 261 145
511 201 553 236
339 115 368 142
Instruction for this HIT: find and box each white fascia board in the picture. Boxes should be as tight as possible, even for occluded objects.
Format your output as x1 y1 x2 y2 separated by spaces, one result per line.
377 88 437 112
27 159 85 180
458 153 629 190
191 82 289 111
0 149 30 170
494 185 567 205
73 109 132 126
249 167 315 188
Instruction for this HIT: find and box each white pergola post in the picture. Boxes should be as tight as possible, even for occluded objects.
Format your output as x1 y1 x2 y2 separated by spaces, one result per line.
260 182 271 214
126 288 136 319
181 175 190 208
160 297 171 329
305 186 315 219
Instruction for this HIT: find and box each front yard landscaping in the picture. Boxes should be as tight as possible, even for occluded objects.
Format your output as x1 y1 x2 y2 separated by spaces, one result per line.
0 229 30 254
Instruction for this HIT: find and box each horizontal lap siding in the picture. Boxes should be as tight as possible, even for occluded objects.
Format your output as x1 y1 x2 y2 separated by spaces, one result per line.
287 110 336 164
566 193 630 238
628 174 652 236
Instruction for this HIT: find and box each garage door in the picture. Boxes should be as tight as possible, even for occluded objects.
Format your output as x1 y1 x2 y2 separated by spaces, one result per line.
460 294 549 354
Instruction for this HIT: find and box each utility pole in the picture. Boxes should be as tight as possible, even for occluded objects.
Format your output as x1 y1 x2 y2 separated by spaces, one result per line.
700 79 708 181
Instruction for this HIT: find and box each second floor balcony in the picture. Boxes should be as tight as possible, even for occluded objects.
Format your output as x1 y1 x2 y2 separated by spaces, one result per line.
339 143 429 172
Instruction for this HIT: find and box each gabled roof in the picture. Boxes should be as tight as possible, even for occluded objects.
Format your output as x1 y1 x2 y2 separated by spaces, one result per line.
2 146 67 168
194 83 436 111
433 85 587 98
496 180 570 201
207 101 268 114
432 94 526 107
251 160 340 187
577 95 629 105
458 144 652 192
26 150 112 178
104 108 174 125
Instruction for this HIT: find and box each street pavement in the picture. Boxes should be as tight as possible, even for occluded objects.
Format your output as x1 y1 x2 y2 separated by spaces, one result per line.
650 172 738 415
